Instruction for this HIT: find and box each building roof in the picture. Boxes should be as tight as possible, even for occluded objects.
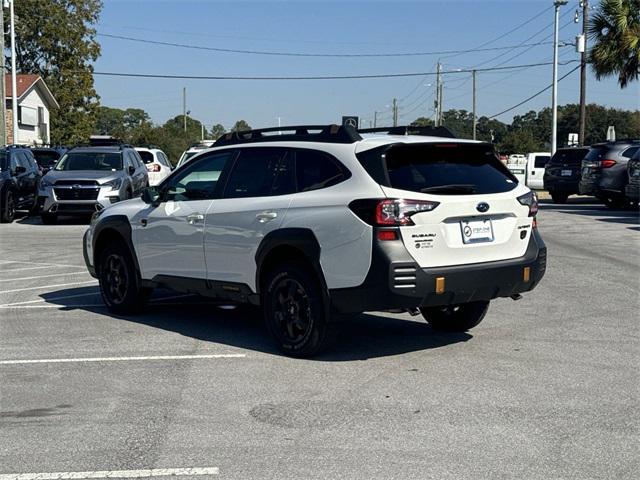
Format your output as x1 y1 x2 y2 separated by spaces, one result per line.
5 74 59 109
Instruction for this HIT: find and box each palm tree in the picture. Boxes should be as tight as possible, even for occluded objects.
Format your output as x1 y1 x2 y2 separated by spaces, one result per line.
588 0 640 88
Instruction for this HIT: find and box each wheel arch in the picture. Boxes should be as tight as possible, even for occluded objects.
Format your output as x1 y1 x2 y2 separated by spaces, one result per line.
92 215 141 277
255 228 328 297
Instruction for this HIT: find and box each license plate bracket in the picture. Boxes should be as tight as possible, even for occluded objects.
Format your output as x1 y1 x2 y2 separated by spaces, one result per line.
561 169 572 176
460 219 494 244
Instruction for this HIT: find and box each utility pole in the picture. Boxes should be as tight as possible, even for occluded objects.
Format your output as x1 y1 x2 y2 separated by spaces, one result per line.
578 0 588 146
551 0 568 155
9 0 17 145
392 98 398 127
472 70 477 140
434 62 441 126
438 81 444 127
373 111 377 128
182 87 186 133
0 4 6 146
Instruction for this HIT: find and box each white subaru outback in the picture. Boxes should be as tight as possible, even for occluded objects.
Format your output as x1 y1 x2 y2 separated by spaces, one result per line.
83 125 546 357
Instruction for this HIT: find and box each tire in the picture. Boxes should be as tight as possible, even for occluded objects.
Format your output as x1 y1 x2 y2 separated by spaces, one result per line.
262 262 330 357
98 241 151 314
0 190 15 223
550 192 569 204
40 213 58 225
420 300 490 332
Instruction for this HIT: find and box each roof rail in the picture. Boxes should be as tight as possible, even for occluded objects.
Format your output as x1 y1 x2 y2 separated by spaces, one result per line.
213 124 362 147
358 125 457 138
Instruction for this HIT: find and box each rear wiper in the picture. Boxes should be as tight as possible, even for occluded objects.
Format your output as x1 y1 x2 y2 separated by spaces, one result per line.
420 184 476 194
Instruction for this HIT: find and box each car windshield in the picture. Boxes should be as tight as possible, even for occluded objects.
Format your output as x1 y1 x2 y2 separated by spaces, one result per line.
55 151 122 171
138 151 155 164
32 150 62 168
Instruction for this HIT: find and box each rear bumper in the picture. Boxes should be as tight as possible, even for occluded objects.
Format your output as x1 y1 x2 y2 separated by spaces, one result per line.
544 176 579 194
579 178 598 195
330 229 546 314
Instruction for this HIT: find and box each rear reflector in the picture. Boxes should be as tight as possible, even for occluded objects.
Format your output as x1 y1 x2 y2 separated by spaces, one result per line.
377 230 398 241
523 267 531 282
435 277 445 294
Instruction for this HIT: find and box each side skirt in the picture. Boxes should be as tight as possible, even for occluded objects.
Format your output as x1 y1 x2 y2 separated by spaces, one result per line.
144 275 260 306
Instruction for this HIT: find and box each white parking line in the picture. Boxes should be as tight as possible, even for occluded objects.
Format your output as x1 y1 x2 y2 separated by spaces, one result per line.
0 260 85 269
0 281 97 294
0 304 104 309
0 291 100 307
0 265 80 272
0 272 89 282
0 467 219 480
0 354 246 365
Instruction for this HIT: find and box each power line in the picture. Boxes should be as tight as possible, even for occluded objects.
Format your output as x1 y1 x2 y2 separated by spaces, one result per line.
88 60 577 81
98 32 555 58
488 64 581 119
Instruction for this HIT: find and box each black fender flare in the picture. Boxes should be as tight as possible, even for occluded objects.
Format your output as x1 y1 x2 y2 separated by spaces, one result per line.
255 228 328 297
92 215 141 277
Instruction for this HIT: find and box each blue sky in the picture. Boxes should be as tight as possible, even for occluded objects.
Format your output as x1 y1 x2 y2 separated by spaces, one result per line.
95 0 639 131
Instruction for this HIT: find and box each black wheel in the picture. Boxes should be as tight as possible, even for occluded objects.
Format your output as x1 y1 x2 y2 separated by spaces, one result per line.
602 196 626 209
550 192 569 204
420 300 490 332
40 213 58 225
0 190 15 223
98 241 151 314
263 262 330 357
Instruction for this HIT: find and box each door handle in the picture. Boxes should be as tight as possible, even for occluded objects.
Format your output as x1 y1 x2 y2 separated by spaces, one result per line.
256 211 277 223
186 213 205 225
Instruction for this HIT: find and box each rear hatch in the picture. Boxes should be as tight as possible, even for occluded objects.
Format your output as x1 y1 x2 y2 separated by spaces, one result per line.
357 142 534 268
581 145 610 181
546 148 588 180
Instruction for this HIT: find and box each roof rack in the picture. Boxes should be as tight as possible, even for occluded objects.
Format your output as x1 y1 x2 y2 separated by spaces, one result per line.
358 125 457 138
213 124 362 147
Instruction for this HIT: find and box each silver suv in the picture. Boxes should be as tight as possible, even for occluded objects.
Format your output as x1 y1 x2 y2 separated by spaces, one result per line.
38 144 148 224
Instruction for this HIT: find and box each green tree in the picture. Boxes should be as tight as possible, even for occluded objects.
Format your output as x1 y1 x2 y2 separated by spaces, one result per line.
410 117 434 127
211 123 226 139
7 0 102 144
588 0 640 88
231 120 251 132
498 129 543 154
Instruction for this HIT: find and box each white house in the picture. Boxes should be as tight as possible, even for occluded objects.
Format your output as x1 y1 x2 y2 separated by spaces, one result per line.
5 74 59 145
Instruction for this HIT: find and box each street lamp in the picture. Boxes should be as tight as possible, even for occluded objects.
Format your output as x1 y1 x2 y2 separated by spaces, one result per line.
551 0 568 155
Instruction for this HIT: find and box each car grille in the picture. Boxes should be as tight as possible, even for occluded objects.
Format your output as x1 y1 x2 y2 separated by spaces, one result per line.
54 187 100 200
54 180 99 186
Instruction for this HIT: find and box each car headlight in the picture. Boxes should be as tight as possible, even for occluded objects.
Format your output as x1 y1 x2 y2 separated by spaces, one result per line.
102 178 123 190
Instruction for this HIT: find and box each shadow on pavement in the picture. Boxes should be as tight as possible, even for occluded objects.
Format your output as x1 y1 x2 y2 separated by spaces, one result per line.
40 286 471 361
17 214 91 226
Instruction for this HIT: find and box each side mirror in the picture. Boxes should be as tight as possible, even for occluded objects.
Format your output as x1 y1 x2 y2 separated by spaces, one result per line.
141 186 161 205
128 165 136 175
13 165 26 175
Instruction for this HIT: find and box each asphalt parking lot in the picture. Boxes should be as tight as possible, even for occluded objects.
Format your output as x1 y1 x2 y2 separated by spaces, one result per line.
0 198 638 480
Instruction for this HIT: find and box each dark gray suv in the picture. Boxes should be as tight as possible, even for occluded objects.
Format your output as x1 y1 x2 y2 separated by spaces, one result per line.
38 143 148 224
579 140 640 208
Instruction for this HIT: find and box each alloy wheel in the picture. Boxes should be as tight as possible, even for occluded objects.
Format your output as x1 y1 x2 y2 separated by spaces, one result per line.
271 278 313 344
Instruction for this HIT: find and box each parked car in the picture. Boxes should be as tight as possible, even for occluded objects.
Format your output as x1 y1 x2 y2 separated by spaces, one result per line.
135 147 172 186
624 148 640 205
524 152 550 190
579 140 640 208
31 146 66 174
0 146 41 223
84 124 546 357
38 141 148 224
543 146 590 203
176 140 216 168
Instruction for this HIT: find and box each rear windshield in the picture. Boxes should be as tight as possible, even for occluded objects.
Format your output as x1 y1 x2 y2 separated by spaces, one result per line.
32 150 62 168
584 147 608 162
137 151 155 164
358 143 517 195
550 148 589 165
0 152 6 170
55 152 122 171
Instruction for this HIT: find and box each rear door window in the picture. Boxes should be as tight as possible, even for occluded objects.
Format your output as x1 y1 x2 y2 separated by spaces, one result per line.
622 147 639 158
534 155 550 168
295 149 348 192
223 148 288 199
360 143 516 195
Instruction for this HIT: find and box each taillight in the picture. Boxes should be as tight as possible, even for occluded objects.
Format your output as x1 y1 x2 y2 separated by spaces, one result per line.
517 191 538 217
600 159 616 168
349 198 439 226
146 164 161 172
